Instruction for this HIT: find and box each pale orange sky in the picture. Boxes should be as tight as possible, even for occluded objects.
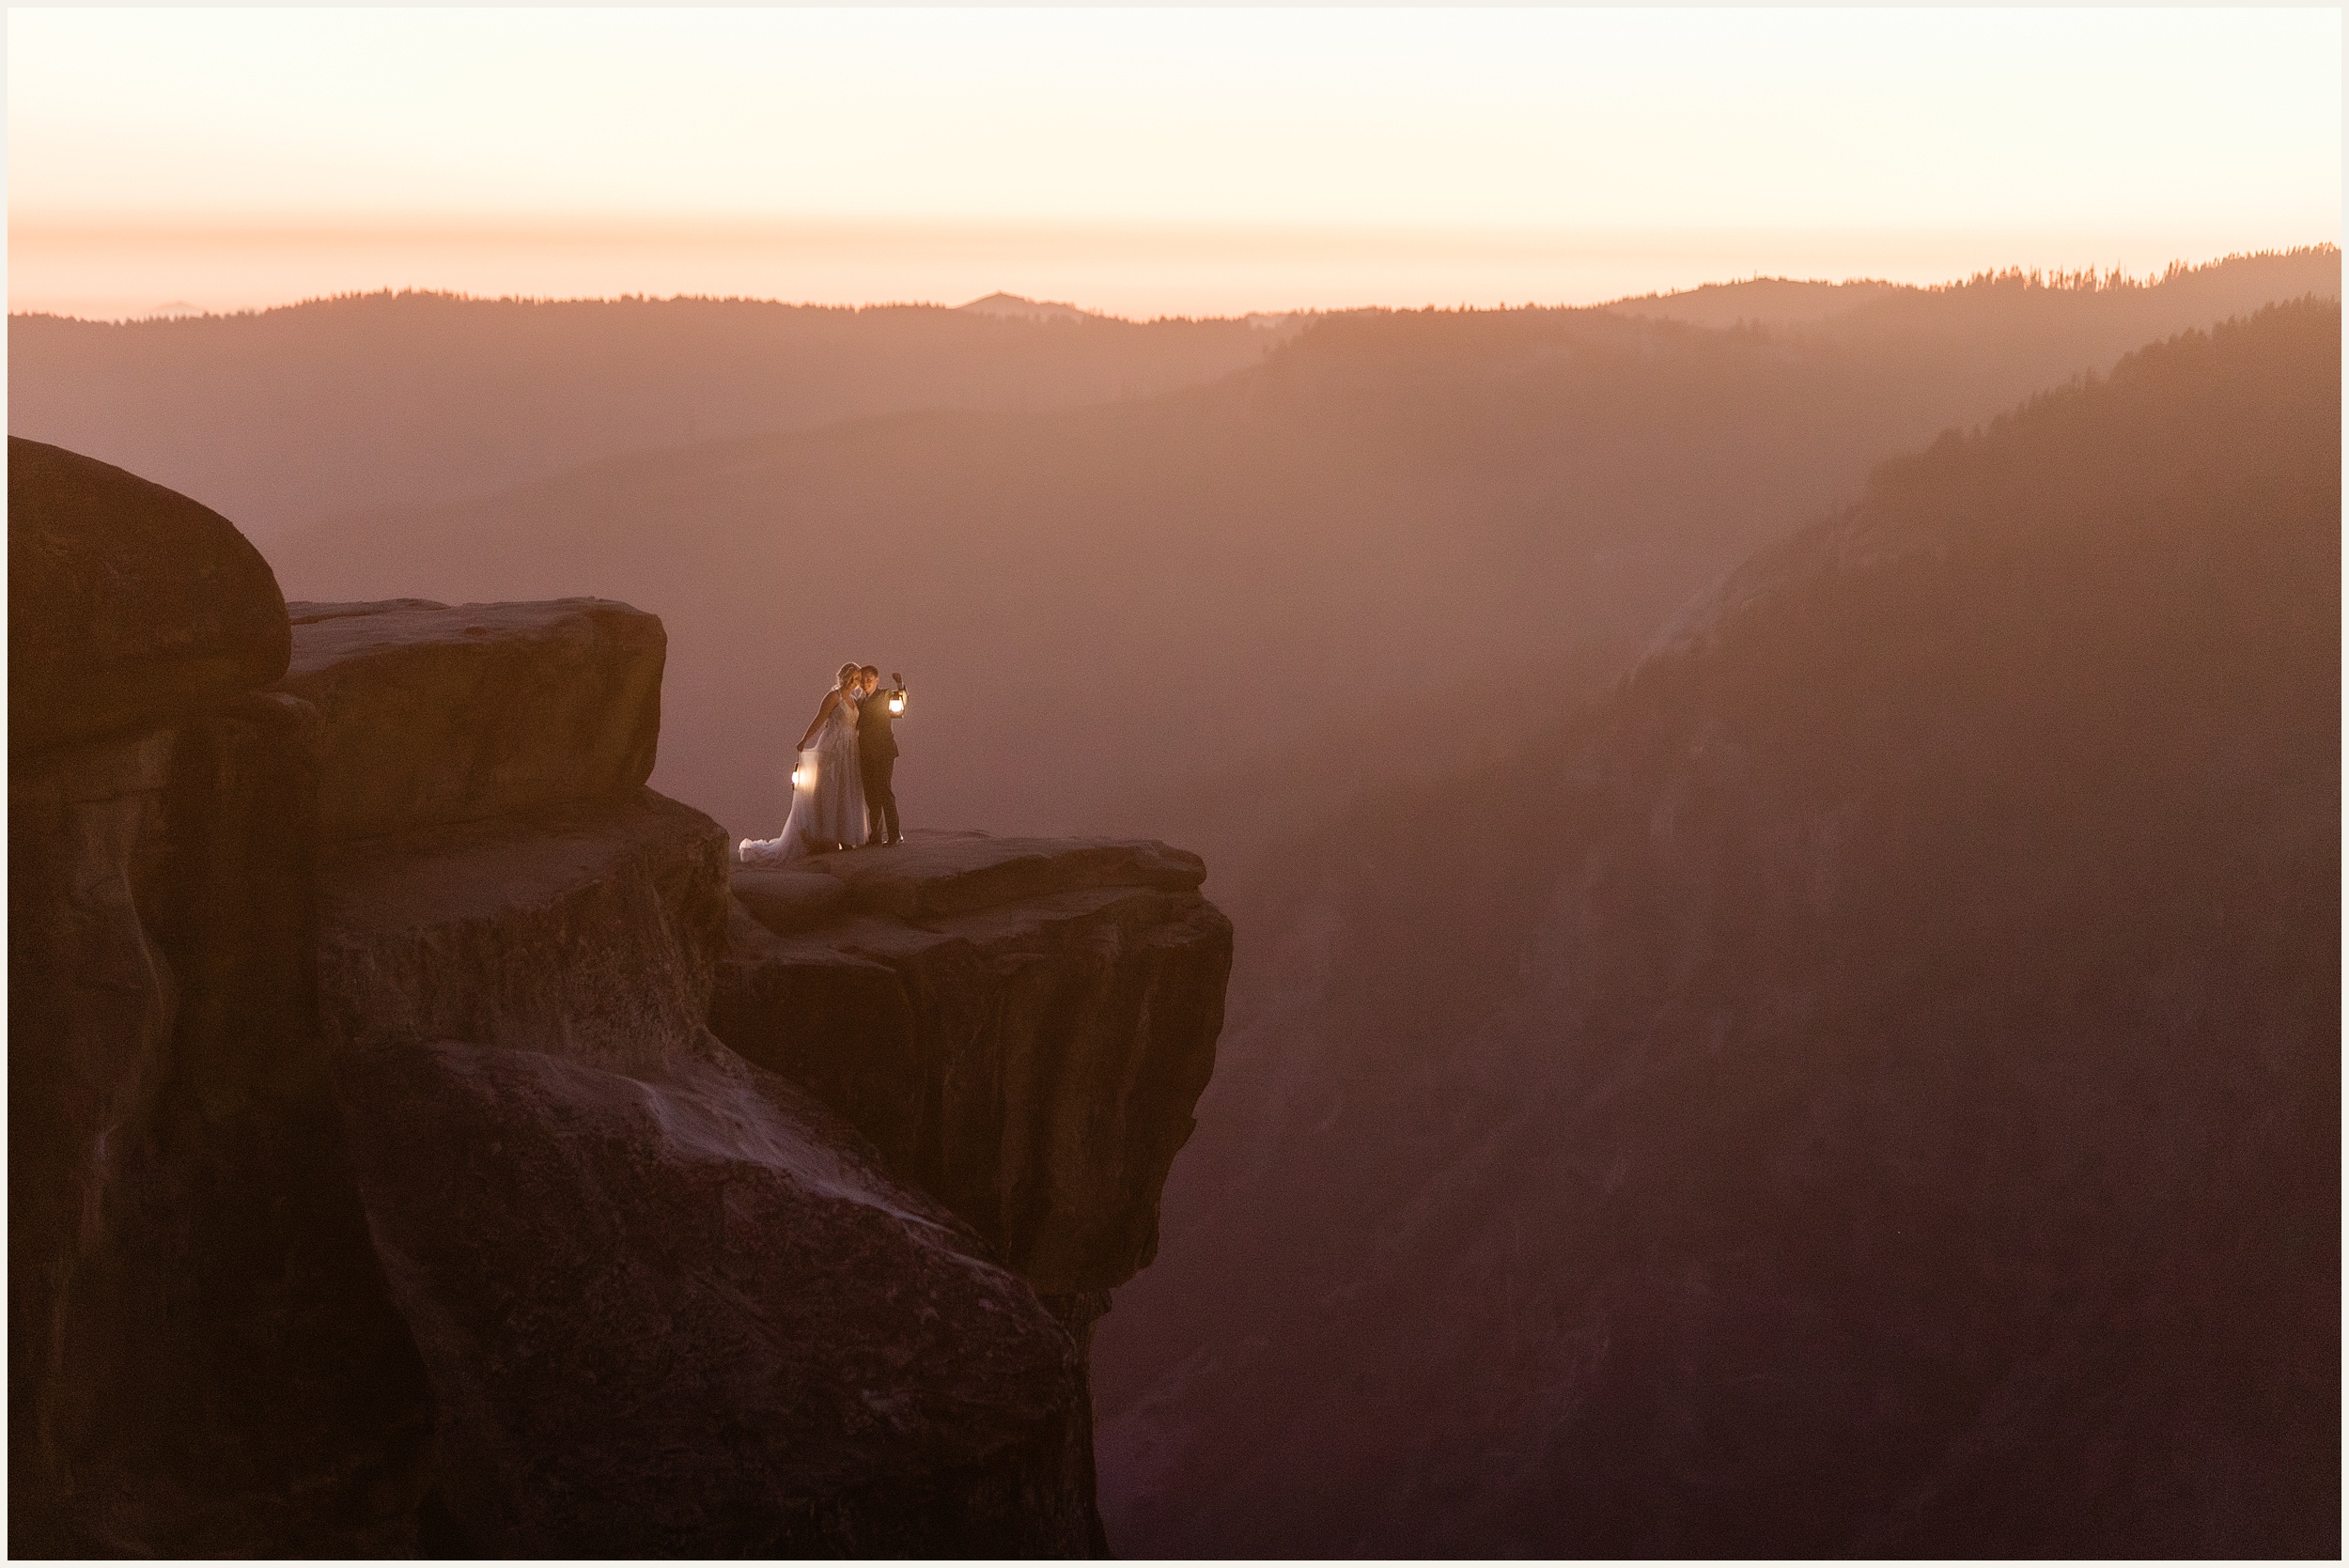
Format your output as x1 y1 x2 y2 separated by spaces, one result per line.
8 8 2339 320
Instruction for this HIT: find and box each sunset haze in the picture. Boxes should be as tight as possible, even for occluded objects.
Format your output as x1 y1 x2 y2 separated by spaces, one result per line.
9 8 2339 318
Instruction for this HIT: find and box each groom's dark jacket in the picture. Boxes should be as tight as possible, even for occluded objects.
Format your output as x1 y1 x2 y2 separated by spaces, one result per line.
857 690 903 764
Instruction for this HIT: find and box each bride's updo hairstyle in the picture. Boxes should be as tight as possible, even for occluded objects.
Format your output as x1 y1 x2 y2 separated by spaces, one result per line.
836 661 862 690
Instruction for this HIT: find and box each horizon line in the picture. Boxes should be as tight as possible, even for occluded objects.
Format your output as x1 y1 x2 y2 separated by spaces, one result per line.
12 243 2340 330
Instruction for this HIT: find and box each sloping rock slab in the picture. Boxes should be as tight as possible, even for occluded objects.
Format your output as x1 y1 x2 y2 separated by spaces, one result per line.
9 438 290 755
318 789 729 1078
715 875 1232 1296
274 598 662 841
794 829 1206 921
337 1037 1093 1558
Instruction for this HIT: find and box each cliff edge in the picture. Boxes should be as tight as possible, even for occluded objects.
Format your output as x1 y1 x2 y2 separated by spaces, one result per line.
8 438 1231 1556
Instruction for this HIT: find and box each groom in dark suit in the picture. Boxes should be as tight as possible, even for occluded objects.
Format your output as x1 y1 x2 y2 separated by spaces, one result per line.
855 665 906 846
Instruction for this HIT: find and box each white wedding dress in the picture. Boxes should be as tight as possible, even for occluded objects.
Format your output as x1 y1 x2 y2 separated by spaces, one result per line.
739 690 867 863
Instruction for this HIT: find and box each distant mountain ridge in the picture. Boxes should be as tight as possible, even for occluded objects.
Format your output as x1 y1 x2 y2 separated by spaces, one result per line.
1604 275 1902 328
1605 249 2338 334
17 249 2330 551
957 291 1100 322
8 290 1281 543
258 248 2341 853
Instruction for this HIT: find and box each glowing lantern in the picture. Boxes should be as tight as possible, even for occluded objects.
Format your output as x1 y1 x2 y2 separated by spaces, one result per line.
888 673 907 717
791 762 812 790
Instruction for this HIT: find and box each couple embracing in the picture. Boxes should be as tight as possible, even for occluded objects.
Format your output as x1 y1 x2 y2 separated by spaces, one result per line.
739 662 909 865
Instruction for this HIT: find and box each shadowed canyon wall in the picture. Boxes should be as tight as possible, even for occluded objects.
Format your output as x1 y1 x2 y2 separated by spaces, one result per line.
1096 299 2340 1556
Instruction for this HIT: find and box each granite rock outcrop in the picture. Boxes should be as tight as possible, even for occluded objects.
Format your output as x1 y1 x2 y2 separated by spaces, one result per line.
10 445 1230 1556
278 597 663 841
715 834 1234 1296
8 451 427 1557
315 790 729 1075
711 831 1233 1557
291 598 1104 1551
8 437 291 752
342 1040 1093 1557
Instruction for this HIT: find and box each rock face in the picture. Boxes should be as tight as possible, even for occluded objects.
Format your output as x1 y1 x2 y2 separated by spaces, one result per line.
712 831 1232 1559
12 443 1231 1555
8 451 427 1557
342 1041 1093 1557
278 597 662 841
315 792 730 1074
8 437 291 753
291 608 1121 1555
713 831 1234 1297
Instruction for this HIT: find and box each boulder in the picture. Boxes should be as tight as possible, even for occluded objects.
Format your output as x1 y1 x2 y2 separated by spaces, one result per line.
317 789 731 1078
274 598 663 842
337 1037 1095 1558
8 438 290 754
714 832 1232 1296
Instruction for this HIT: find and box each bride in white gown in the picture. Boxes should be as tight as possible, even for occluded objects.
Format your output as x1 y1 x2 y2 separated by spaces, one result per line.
739 662 868 864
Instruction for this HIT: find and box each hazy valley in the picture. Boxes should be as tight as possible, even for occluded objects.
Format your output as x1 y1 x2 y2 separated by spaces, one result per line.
1098 298 2340 1555
214 248 2344 858
11 248 2338 1557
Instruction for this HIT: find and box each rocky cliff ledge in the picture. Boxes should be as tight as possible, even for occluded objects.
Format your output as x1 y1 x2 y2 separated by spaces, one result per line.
716 833 1233 1527
8 437 1231 1557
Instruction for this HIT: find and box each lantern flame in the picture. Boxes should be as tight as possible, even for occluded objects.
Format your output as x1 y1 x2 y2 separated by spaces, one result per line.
790 765 811 789
888 694 905 715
